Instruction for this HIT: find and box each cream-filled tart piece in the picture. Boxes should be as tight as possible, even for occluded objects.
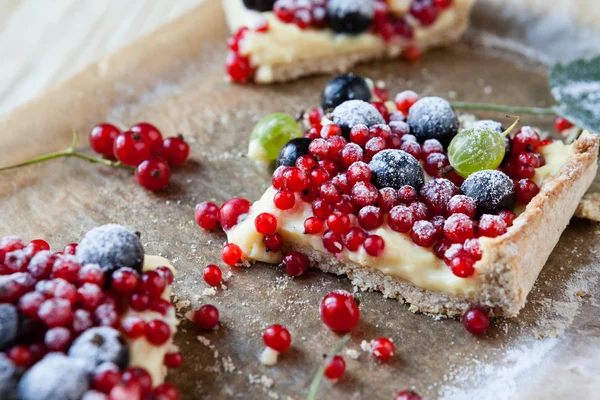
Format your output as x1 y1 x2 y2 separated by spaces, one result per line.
0 225 180 399
223 0 476 83
218 75 599 318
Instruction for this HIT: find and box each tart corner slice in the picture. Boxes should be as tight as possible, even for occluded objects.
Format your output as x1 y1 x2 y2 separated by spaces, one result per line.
223 0 477 83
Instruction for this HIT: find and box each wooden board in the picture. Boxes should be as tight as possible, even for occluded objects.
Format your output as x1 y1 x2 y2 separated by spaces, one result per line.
1 2 599 399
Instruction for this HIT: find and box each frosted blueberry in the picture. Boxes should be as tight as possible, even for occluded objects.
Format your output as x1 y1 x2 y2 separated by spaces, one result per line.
68 327 129 370
327 0 375 34
407 97 459 146
369 149 425 190
331 100 385 137
461 170 516 214
0 304 18 351
321 73 372 110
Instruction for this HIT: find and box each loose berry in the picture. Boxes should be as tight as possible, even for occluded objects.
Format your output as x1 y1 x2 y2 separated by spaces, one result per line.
371 337 395 361
135 157 171 191
402 46 422 62
203 264 222 286
90 123 121 159
282 251 309 277
113 131 151 166
320 290 360 332
164 351 183 368
195 202 220 230
554 116 574 132
219 198 251 230
325 355 346 380
131 122 163 155
221 243 242 265
194 304 219 330
160 136 189 166
263 324 291 353
396 391 422 400
263 233 283 252
462 307 490 335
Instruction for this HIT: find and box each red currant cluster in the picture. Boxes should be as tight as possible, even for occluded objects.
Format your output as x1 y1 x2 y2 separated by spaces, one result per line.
501 126 545 204
0 236 181 399
273 0 328 29
226 28 255 83
89 122 190 191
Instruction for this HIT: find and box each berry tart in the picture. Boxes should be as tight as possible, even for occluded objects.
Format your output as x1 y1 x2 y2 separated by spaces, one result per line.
0 225 180 400
223 0 476 83
208 73 599 318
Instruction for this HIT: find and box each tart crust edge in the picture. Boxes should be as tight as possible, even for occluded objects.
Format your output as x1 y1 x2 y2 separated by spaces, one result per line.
279 132 599 318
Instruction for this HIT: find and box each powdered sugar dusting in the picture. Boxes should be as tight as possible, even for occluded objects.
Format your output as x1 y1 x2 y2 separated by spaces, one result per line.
331 100 385 130
326 0 375 19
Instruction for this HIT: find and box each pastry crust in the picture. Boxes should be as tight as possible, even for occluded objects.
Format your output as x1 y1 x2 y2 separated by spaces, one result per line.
278 132 598 318
222 0 475 83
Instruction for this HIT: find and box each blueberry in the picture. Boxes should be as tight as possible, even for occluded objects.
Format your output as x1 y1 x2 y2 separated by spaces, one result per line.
0 353 18 400
82 390 110 400
18 353 89 400
68 327 129 371
76 224 144 276
407 96 459 146
369 149 425 190
461 170 515 214
327 0 375 34
242 0 275 11
331 100 385 137
276 137 313 168
0 304 17 351
321 74 372 110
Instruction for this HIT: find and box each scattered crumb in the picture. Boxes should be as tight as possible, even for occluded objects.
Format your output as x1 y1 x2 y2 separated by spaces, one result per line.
575 193 600 222
345 348 360 360
360 340 372 353
203 287 217 297
175 300 191 312
260 347 279 366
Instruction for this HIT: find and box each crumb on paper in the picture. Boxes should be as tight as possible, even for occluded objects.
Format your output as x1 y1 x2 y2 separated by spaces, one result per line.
203 287 217 297
260 347 279 366
575 193 600 222
345 348 360 360
360 340 372 353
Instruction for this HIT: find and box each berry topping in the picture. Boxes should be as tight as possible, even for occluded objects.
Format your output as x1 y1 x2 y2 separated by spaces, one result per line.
478 214 507 238
419 178 458 216
18 353 89 400
364 234 385 256
68 327 129 370
369 149 425 190
554 116 574 132
462 306 490 335
443 213 474 244
263 324 291 353
0 353 18 399
515 178 540 204
461 170 515 214
371 337 395 361
406 97 459 146
321 74 372 111
76 224 144 275
276 138 313 168
251 114 303 163
254 213 278 236
331 100 385 137
226 51 252 83
410 220 437 247
410 0 439 26
194 304 219 330
243 0 276 11
282 251 310 277
326 0 375 34
0 304 18 351
343 227 367 251
395 90 419 115
219 198 251 231
319 290 360 331
263 233 283 252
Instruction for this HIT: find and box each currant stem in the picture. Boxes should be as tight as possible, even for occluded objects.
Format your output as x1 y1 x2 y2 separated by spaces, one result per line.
450 102 556 116
0 131 132 172
306 335 350 400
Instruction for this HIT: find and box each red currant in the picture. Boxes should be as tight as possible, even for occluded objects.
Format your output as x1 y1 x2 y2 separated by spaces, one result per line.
161 136 190 167
203 264 222 286
396 391 422 400
364 235 385 257
254 213 278 235
273 190 296 210
462 306 490 336
131 122 163 155
195 202 220 230
343 228 367 252
554 116 574 132
221 243 242 266
219 198 251 230
146 320 171 345
325 355 346 380
135 157 171 191
226 51 252 83
263 233 283 252
371 337 395 361
282 251 309 277
90 123 120 159
164 351 184 368
478 214 507 238
194 304 219 330
319 290 360 332
114 131 151 166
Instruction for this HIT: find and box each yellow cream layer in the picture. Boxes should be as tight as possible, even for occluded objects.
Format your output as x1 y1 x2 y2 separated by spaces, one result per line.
223 0 475 82
227 142 573 296
122 255 178 386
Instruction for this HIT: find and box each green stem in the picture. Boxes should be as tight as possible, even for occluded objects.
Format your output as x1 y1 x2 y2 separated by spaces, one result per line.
0 131 132 172
450 102 556 116
306 335 350 400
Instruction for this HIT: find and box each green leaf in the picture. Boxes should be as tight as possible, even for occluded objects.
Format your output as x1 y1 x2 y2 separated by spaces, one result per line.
549 55 600 133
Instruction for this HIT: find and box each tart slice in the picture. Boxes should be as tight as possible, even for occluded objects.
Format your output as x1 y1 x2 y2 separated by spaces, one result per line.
0 225 180 400
219 74 599 318
223 0 476 83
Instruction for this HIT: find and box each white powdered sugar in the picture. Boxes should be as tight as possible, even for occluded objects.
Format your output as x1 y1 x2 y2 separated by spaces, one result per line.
326 0 375 18
331 100 385 130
